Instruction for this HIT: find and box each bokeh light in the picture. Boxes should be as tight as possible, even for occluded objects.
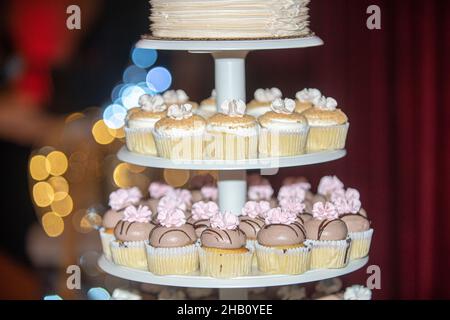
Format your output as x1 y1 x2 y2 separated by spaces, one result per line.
48 176 69 201
46 151 68 176
92 120 115 145
42 212 64 237
131 47 157 68
51 194 74 217
65 112 85 124
103 103 127 129
72 209 96 233
122 65 147 84
107 126 126 139
33 182 55 207
113 163 130 188
121 85 146 109
137 81 157 95
164 169 190 187
146 66 172 93
29 155 50 181
126 163 146 173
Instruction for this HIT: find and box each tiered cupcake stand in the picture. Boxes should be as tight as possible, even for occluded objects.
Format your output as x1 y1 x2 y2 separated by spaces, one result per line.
98 37 369 300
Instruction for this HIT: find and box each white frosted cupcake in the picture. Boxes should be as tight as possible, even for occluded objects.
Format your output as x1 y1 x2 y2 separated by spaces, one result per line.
258 98 309 157
294 88 321 114
246 88 282 118
303 95 349 153
197 89 217 119
125 94 167 155
163 89 198 110
205 99 258 160
154 104 206 160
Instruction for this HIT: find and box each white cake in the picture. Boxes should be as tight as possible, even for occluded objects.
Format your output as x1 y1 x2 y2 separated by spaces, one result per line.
149 0 311 39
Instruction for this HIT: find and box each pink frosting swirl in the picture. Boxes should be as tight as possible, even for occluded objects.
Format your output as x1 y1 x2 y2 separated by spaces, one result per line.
157 207 186 228
127 187 143 204
109 188 142 211
279 197 305 215
210 212 239 230
264 207 297 225
277 185 306 202
191 201 219 221
149 182 174 199
157 195 187 215
123 205 152 223
248 185 274 201
166 189 192 206
200 185 218 201
241 201 271 219
247 174 270 187
312 202 339 220
331 188 361 215
317 176 344 196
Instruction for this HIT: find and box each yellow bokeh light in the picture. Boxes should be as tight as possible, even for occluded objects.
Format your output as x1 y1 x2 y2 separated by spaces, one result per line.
33 182 55 207
107 126 125 139
29 155 50 181
46 151 68 176
113 163 131 188
48 176 69 201
42 212 64 237
65 112 85 124
51 194 73 217
92 120 114 145
126 163 145 173
164 169 190 187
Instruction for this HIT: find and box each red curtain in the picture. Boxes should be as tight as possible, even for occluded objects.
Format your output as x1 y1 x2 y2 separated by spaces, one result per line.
248 0 450 299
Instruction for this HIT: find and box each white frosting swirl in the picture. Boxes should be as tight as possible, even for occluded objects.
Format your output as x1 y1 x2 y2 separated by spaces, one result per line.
343 285 372 300
271 98 296 114
295 88 321 103
313 96 338 111
167 104 193 120
163 89 189 104
254 88 282 102
139 94 166 112
220 99 246 117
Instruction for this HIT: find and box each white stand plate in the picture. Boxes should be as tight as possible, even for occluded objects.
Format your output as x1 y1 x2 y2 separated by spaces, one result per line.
98 255 368 289
117 146 346 171
136 36 323 52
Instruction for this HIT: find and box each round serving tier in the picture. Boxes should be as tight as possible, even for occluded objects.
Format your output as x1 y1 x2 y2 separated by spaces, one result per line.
98 255 368 289
117 146 346 170
136 36 323 52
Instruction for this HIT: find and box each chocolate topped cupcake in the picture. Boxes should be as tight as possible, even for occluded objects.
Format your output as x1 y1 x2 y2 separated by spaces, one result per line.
189 201 219 238
317 175 345 200
277 184 312 223
240 201 270 241
143 182 174 216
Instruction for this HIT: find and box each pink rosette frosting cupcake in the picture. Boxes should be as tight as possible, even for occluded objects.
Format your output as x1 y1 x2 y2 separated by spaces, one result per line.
200 185 218 202
239 201 270 241
331 188 373 260
188 201 219 237
255 208 311 275
304 202 351 269
142 182 174 217
199 212 252 278
110 205 156 270
278 197 312 224
146 207 198 275
317 175 345 199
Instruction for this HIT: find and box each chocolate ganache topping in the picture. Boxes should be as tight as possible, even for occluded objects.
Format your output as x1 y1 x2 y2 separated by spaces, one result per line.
201 228 246 249
239 216 264 240
304 219 348 241
114 220 156 242
102 209 124 229
340 213 371 233
149 224 196 248
258 222 306 247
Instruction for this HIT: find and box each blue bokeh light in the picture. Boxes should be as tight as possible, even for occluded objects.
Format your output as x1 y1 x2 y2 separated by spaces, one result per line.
122 65 147 84
131 48 158 68
103 103 127 129
121 85 146 110
111 83 125 101
146 66 172 93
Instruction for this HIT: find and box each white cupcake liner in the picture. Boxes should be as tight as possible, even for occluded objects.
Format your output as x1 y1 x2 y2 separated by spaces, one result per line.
246 239 258 269
305 237 352 269
258 126 309 157
145 242 199 275
124 127 158 155
255 242 311 275
99 228 115 261
154 131 205 160
204 132 258 160
348 228 373 260
110 240 148 270
198 245 254 278
306 123 349 153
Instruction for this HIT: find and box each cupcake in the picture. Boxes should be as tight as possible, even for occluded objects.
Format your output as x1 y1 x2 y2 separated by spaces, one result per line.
331 188 373 260
154 104 206 160
256 208 311 275
303 95 349 152
199 212 253 278
246 88 282 118
304 202 351 269
146 207 198 275
277 183 313 223
205 99 258 160
240 201 270 242
258 98 309 157
294 88 321 114
278 196 312 224
317 175 345 200
99 188 143 260
110 205 155 270
189 201 219 237
143 182 174 217
157 191 191 218
125 94 167 155
198 89 217 119
163 89 198 110
247 181 277 208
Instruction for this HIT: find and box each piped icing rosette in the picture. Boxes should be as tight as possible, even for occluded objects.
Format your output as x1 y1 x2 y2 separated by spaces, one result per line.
248 184 274 202
343 285 372 300
200 185 218 202
278 197 311 224
239 201 271 240
157 191 190 218
317 175 345 199
198 89 217 118
247 88 283 117
142 182 174 216
162 89 198 109
188 201 219 237
258 98 309 157
295 88 321 114
107 187 143 218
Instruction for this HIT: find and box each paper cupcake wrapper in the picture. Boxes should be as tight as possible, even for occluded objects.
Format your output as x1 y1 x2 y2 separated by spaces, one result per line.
306 123 349 153
99 228 116 261
124 127 158 155
198 246 254 278
246 239 258 269
305 238 351 269
145 242 199 275
255 243 311 275
154 132 204 160
204 132 258 160
348 229 373 260
110 240 148 270
258 127 309 157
